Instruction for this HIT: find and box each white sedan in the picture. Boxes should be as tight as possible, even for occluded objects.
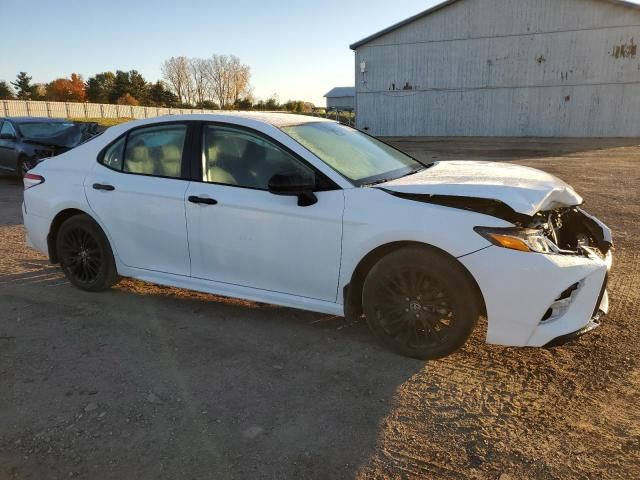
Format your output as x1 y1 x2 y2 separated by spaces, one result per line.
22 113 612 359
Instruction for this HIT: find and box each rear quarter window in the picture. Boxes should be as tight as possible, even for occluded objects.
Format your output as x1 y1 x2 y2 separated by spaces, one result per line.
100 137 125 170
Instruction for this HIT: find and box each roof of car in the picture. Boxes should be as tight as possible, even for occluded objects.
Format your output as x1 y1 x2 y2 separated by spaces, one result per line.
112 112 337 131
190 111 335 127
2 117 74 123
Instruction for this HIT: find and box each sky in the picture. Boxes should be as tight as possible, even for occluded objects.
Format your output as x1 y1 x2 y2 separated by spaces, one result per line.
1 0 437 106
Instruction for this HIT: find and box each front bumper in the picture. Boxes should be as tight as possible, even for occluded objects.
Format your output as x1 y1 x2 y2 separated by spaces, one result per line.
459 245 612 347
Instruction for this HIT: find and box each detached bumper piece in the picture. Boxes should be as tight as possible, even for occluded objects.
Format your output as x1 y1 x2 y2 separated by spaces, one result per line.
544 273 608 347
544 311 603 347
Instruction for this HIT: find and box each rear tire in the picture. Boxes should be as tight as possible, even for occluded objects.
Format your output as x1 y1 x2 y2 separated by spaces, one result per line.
363 246 480 360
56 214 119 291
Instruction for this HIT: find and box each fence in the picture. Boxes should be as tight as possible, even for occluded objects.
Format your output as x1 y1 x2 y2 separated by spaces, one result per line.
0 99 217 119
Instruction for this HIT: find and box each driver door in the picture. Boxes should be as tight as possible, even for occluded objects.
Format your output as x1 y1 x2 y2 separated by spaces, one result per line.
185 123 344 302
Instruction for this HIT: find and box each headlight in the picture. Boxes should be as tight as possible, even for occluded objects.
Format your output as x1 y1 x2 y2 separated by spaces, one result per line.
474 226 552 253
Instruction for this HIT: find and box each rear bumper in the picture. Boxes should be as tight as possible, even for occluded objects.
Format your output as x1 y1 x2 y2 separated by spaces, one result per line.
459 245 612 347
23 202 49 256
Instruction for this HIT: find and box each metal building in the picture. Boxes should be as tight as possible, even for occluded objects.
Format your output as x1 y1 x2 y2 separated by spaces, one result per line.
350 0 640 137
323 87 356 110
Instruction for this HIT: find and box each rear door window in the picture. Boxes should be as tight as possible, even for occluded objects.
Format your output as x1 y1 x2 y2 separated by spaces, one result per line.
122 124 187 178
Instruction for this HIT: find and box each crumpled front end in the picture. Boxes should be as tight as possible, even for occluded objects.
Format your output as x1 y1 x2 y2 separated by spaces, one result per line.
459 208 612 347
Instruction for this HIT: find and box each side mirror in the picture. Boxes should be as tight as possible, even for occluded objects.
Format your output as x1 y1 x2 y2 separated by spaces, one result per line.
268 172 317 207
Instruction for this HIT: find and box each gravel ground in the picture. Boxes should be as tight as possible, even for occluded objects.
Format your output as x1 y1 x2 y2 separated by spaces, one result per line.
0 138 639 479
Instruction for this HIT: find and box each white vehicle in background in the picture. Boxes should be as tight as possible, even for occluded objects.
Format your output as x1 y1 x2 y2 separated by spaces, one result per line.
22 113 612 359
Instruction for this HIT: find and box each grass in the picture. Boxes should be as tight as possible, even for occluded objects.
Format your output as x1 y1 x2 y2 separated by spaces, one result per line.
69 117 132 127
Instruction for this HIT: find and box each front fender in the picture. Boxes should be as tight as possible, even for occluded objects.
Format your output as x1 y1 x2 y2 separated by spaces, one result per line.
337 188 510 304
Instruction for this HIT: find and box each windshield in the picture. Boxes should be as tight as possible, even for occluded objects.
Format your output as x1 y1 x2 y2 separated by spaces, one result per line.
281 122 425 185
16 121 76 138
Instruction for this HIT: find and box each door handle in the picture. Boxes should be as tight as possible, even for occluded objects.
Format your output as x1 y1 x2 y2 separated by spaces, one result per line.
93 183 115 191
188 195 218 205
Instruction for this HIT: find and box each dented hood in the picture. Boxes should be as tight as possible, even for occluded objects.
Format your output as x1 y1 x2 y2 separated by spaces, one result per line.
379 161 583 216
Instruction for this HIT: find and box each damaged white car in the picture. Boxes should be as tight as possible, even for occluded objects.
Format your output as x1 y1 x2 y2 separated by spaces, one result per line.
22 113 612 359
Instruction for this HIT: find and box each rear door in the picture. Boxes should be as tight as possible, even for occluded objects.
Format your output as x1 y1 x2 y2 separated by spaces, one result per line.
84 122 193 276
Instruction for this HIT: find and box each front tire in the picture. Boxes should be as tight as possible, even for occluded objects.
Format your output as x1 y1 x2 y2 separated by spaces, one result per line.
363 246 480 360
56 214 119 291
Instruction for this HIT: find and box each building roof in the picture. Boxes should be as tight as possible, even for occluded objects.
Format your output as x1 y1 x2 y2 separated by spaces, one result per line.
323 87 356 98
349 0 640 50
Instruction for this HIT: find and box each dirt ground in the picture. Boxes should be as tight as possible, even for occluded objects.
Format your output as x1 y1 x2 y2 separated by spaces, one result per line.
1 137 639 480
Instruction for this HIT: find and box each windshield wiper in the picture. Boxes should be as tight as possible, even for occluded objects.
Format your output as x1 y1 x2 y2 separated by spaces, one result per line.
361 163 436 187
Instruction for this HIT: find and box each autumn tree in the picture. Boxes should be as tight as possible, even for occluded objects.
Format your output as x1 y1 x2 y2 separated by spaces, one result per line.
0 81 14 99
11 72 34 100
46 73 86 102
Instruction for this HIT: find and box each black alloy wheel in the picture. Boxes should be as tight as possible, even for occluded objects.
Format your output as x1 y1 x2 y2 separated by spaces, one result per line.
363 246 481 360
60 227 103 285
56 214 119 291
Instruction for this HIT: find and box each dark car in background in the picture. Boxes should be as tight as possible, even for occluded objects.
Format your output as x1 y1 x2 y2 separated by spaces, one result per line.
0 117 99 177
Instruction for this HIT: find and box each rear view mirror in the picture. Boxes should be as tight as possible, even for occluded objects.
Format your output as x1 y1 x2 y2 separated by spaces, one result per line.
268 172 317 207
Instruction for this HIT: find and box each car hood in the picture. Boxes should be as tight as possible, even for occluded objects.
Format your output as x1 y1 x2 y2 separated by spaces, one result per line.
378 161 583 216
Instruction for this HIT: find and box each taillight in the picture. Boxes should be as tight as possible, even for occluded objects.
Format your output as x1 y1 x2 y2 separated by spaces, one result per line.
23 173 45 190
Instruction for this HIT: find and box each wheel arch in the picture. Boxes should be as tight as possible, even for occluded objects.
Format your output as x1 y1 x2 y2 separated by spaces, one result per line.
47 208 96 263
343 241 486 320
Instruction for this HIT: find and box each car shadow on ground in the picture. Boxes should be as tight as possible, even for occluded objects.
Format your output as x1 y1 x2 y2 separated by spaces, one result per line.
0 236 430 478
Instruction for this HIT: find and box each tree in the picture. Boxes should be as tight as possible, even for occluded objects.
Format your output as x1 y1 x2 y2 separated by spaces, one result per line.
286 100 313 113
203 54 251 109
116 93 139 106
148 81 179 107
127 70 149 104
161 56 192 105
86 72 116 103
265 93 280 111
47 78 73 101
189 58 209 106
46 73 86 102
200 100 219 110
234 97 253 110
0 81 14 99
11 72 33 100
31 84 47 101
110 70 149 105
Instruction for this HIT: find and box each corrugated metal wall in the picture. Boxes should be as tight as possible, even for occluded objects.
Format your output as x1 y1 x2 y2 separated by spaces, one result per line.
354 0 640 136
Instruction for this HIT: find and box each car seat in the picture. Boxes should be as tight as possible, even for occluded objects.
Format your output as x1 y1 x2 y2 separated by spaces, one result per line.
126 145 151 174
161 144 182 177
